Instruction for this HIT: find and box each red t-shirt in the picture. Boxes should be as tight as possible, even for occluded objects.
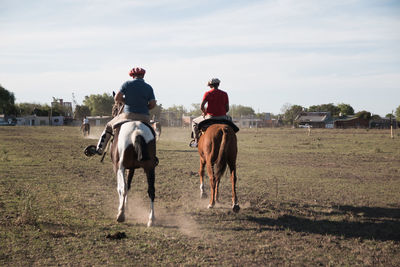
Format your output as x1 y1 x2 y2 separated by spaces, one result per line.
203 88 229 116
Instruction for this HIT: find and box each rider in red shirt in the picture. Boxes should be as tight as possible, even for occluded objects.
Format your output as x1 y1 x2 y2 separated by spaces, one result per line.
190 78 230 147
202 86 229 116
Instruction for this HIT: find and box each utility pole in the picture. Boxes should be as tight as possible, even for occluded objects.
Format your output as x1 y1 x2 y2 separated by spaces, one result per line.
390 111 394 139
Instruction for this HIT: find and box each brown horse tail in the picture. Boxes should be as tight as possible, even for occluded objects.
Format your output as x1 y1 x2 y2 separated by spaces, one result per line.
215 126 229 177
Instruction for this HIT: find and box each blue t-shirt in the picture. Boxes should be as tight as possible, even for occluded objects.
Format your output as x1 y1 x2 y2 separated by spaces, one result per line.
119 78 155 115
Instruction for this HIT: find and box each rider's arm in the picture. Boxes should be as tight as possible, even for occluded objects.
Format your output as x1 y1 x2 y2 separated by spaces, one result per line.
114 91 124 103
200 100 207 116
148 99 157 110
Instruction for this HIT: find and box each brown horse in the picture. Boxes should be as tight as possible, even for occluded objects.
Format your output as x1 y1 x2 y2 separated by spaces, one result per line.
109 102 158 226
198 123 240 212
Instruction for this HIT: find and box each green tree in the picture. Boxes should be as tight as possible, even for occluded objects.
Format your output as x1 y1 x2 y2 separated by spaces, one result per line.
83 93 114 116
385 113 393 118
187 103 202 117
15 103 36 116
164 105 187 120
74 105 91 119
229 104 255 118
0 85 16 115
15 103 55 116
355 110 371 120
281 104 304 125
396 105 400 121
32 105 50 116
149 103 163 120
337 103 354 116
371 114 381 120
308 103 340 117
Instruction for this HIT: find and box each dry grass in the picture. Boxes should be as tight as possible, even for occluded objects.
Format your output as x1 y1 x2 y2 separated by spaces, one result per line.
0 126 399 266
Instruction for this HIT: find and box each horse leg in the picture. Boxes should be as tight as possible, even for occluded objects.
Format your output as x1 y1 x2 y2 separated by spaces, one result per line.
199 158 207 199
228 160 240 213
146 167 156 227
214 177 220 204
127 169 135 191
116 166 127 222
206 160 216 209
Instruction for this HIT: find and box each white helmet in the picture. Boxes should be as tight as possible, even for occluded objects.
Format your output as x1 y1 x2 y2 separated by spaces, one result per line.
207 78 220 86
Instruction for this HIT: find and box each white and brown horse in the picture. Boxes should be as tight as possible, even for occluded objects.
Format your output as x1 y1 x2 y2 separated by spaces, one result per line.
197 121 240 212
110 102 158 226
81 123 90 137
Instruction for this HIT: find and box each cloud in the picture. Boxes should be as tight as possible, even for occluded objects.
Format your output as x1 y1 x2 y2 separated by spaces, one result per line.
1 0 399 115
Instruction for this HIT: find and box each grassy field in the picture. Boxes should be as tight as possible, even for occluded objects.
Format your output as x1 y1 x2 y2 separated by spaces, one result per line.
1 125 399 266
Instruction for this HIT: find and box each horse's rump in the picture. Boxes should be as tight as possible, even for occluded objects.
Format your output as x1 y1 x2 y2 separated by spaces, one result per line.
113 121 156 169
198 119 239 134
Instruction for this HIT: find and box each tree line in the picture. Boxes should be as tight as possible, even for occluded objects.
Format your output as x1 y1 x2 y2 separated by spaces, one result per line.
2 85 400 124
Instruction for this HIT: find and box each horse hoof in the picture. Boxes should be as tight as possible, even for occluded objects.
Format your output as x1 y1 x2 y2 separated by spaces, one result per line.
207 204 214 209
200 192 207 199
232 204 240 213
116 213 125 222
147 219 154 227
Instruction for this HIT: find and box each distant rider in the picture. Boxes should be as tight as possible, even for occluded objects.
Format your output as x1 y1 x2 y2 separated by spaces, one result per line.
190 78 230 147
82 116 90 135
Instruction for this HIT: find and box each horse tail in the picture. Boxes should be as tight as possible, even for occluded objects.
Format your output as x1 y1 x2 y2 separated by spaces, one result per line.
132 131 149 161
215 127 229 177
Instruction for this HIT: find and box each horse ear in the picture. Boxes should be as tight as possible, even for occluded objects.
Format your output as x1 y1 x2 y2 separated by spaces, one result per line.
113 91 116 97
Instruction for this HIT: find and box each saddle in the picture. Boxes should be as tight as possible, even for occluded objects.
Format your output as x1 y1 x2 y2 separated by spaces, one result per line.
197 119 240 136
113 120 157 140
112 120 159 164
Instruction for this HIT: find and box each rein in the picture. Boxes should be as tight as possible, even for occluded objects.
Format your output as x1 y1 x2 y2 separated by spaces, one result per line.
116 102 124 117
100 102 124 163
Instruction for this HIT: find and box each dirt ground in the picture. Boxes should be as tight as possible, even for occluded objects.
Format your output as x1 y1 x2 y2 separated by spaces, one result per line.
0 126 399 266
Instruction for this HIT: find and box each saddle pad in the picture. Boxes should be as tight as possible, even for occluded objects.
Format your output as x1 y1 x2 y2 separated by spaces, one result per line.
198 119 240 133
114 120 157 139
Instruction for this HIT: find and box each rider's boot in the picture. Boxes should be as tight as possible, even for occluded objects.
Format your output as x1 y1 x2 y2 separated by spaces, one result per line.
189 137 198 148
84 129 112 157
189 140 198 148
96 129 112 155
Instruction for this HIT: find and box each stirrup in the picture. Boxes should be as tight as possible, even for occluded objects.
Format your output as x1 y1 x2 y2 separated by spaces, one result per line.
84 145 100 157
189 140 198 148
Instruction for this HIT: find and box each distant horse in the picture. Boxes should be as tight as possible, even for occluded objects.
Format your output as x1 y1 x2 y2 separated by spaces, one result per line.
197 121 240 212
81 123 90 137
110 102 158 226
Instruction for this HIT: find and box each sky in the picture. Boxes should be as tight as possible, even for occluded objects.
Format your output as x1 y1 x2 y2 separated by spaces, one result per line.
1 0 399 116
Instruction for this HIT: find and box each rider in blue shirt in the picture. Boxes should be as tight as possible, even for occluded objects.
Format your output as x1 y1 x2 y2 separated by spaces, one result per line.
120 78 155 114
86 67 156 156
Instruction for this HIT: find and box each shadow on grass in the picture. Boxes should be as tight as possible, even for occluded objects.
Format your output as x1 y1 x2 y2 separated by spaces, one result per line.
246 207 400 241
338 205 400 219
158 149 197 153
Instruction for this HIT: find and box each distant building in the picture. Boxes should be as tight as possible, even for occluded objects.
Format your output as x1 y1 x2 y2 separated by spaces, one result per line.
334 116 370 129
87 116 112 126
236 116 262 128
369 117 397 129
52 99 73 117
16 115 64 126
295 112 332 128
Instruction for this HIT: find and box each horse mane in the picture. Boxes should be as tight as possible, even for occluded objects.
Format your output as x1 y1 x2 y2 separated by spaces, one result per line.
112 102 125 118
